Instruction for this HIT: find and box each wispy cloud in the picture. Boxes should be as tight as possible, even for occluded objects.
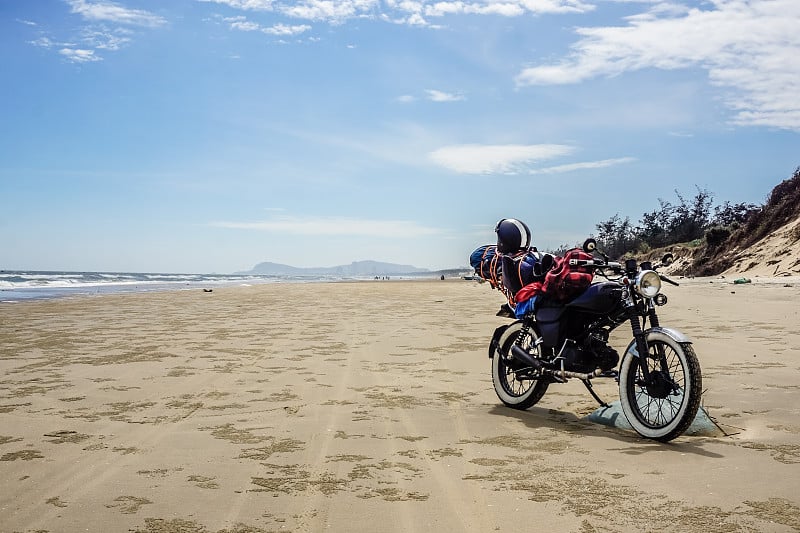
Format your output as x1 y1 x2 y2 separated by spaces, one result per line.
211 215 443 238
27 1 166 62
38 37 112 62
425 89 465 102
30 37 59 49
200 0 373 22
280 0 376 22
528 157 636 174
59 47 102 62
224 15 311 35
199 0 594 25
81 27 132 50
423 0 592 17
66 0 167 27
515 0 800 131
394 90 463 103
429 143 575 174
197 0 276 11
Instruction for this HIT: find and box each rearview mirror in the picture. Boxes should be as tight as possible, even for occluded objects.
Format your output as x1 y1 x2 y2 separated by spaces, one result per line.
661 253 674 266
583 238 597 253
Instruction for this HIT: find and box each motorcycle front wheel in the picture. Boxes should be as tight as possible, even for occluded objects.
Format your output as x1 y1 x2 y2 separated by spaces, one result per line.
491 321 549 410
619 331 702 442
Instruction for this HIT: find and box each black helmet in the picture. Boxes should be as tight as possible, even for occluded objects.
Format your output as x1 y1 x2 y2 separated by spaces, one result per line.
495 218 531 253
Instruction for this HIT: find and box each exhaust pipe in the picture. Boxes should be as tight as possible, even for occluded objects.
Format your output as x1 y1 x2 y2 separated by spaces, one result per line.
510 345 543 370
553 368 604 380
511 344 605 381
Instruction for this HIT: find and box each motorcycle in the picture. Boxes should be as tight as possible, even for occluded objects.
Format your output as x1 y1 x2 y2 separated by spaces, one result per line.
488 239 702 442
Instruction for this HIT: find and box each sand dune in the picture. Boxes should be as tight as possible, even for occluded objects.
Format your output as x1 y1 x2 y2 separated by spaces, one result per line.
722 216 800 278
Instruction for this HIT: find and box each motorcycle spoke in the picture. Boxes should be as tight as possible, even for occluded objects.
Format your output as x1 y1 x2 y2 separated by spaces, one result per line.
621 335 702 442
631 340 689 428
492 323 550 411
634 390 681 426
503 362 532 396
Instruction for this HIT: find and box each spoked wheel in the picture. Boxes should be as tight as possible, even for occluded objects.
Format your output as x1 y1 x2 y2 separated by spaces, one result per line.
619 331 702 442
491 321 549 410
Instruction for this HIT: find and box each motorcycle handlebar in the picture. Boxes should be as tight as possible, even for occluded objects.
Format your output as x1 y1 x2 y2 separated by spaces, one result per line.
568 259 623 270
660 274 680 286
568 259 680 286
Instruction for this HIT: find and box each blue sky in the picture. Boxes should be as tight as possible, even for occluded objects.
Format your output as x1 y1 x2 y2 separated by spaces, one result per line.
1 0 798 273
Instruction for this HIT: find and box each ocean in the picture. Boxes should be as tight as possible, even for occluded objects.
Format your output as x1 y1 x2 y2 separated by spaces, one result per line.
0 270 365 303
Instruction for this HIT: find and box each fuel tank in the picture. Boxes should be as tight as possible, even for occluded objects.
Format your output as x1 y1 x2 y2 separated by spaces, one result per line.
565 281 622 314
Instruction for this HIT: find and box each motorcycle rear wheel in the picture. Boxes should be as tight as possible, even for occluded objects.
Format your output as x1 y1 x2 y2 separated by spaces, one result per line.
492 322 549 410
619 332 702 442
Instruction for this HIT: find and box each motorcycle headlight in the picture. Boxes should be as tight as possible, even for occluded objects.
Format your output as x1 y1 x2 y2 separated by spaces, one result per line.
634 270 661 298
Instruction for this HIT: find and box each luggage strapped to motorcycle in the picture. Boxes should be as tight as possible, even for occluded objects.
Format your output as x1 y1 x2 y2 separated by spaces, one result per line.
470 244 502 289
541 248 595 302
512 248 594 313
484 246 501 289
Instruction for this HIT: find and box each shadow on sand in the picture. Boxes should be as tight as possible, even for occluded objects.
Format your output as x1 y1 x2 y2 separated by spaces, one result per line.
488 403 728 458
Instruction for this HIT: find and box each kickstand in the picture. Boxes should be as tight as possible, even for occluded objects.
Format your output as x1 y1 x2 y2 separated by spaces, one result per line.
582 379 610 408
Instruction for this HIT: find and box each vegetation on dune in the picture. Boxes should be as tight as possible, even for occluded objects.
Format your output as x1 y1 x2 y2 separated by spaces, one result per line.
585 166 800 276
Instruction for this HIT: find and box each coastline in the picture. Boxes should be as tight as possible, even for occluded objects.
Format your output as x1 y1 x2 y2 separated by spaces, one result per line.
1 279 799 532
0 270 440 303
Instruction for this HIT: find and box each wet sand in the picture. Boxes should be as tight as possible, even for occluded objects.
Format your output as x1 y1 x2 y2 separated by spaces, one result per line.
1 279 799 532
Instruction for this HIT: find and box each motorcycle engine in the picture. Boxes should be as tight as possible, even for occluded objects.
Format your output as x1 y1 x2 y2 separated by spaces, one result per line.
587 334 620 371
561 335 620 373
561 345 595 373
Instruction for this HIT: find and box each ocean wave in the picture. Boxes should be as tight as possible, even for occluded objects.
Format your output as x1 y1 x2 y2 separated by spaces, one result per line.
0 271 275 301
0 270 371 302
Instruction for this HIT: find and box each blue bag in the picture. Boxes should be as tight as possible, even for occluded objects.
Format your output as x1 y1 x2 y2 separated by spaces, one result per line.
470 245 501 286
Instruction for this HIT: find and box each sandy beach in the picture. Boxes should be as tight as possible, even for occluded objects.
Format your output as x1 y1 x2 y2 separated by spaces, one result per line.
1 279 799 532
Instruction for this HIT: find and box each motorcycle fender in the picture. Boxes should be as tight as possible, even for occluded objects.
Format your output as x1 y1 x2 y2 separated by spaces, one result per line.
488 324 509 358
624 327 693 358
488 321 521 358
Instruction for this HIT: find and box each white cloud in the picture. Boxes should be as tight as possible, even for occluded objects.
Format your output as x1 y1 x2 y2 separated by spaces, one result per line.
66 0 167 27
425 89 465 102
212 215 443 238
429 143 575 174
423 0 592 17
423 2 520 17
228 17 261 30
81 27 132 50
280 0 381 22
264 22 312 35
30 37 58 48
59 47 102 62
29 1 167 63
528 157 636 174
515 0 800 131
405 12 429 25
224 15 311 35
197 0 276 10
200 0 594 26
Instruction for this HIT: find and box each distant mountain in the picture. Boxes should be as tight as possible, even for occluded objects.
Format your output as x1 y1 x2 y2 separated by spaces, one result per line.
237 260 430 276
